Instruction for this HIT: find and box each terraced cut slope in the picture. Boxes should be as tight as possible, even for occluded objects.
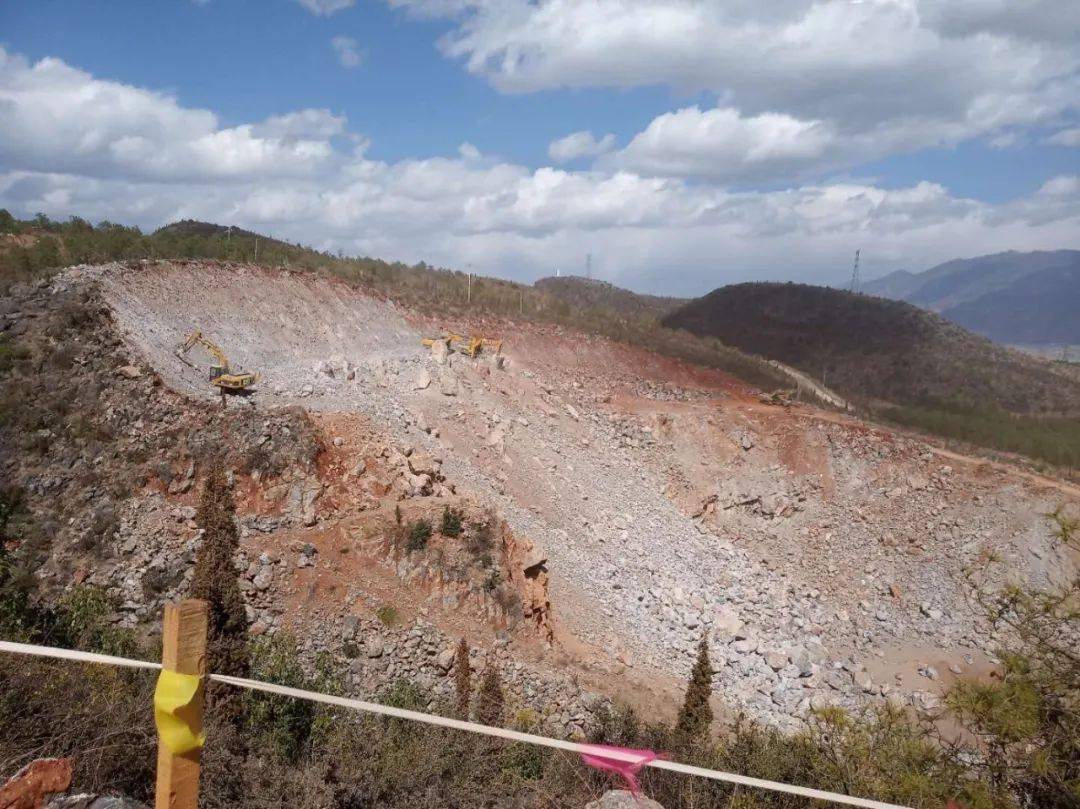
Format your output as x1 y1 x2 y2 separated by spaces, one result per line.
19 260 1079 732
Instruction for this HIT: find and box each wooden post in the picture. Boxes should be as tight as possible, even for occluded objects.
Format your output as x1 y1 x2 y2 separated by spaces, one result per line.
155 599 208 809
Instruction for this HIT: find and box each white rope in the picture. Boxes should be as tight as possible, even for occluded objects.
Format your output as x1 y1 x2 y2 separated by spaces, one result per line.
1 640 911 809
0 639 160 670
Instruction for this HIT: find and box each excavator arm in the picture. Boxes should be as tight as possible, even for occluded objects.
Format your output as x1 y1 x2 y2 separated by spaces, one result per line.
176 331 230 370
175 331 258 392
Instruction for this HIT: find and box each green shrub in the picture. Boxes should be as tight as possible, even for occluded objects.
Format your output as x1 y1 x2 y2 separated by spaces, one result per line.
245 634 316 762
405 518 432 552
375 604 400 626
881 402 1080 470
440 506 464 538
466 518 497 566
54 586 139 657
944 508 1080 807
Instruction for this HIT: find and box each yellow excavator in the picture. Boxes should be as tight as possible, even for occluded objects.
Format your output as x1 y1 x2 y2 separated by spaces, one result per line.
175 331 258 394
421 332 464 351
420 332 503 358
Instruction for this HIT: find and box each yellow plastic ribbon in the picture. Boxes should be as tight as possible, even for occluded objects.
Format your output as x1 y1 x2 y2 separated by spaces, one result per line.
154 670 205 755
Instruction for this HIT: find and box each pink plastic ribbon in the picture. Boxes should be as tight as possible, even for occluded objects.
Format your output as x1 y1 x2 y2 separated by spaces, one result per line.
580 744 660 795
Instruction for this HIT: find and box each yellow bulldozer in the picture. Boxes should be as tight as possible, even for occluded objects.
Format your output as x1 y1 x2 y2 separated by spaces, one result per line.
421 332 503 358
175 331 258 394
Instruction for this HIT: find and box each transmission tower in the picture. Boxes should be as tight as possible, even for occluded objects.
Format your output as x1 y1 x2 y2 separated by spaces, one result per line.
848 249 861 293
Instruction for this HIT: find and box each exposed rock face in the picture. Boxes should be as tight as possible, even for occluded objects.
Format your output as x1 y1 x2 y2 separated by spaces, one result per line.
10 261 1074 741
503 530 554 644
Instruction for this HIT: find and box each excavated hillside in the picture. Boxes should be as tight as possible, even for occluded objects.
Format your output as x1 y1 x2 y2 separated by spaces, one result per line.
4 260 1078 734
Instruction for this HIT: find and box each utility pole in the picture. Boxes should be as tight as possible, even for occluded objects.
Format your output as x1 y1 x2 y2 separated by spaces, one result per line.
586 253 592 280
848 249 861 293
467 264 473 305
254 237 259 264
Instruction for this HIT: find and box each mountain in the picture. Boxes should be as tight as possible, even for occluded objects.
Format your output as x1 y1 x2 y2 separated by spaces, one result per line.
661 281 1080 416
862 250 1080 344
155 219 264 241
534 275 686 318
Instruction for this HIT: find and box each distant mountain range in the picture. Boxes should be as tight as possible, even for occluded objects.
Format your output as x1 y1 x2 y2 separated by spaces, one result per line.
862 250 1079 345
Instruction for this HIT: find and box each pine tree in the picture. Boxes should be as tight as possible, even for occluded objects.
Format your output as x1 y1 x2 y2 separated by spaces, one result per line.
454 638 471 718
675 634 714 742
476 663 504 726
189 467 248 679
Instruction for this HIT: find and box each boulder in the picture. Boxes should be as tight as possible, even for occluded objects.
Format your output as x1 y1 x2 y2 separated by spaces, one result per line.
2 758 73 809
585 791 665 809
48 797 148 809
520 542 548 575
407 453 440 476
713 605 744 642
430 339 449 365
851 668 874 693
436 648 456 671
252 567 273 591
763 649 789 671
114 365 141 379
439 372 458 396
413 369 432 390
789 645 816 677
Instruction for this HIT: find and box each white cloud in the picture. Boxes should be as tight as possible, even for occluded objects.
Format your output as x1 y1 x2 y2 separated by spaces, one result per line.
1047 127 1080 147
548 131 616 163
1038 175 1079 197
331 36 363 68
297 0 355 16
606 107 834 183
253 109 347 140
390 0 1080 180
0 47 1077 296
0 48 337 182
988 131 1023 149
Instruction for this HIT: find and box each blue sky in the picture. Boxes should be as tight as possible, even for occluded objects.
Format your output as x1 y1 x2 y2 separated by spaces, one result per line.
3 1 710 171
1 0 1077 293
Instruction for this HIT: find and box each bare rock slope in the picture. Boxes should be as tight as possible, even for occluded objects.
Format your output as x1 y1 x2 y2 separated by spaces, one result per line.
36 261 1080 729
